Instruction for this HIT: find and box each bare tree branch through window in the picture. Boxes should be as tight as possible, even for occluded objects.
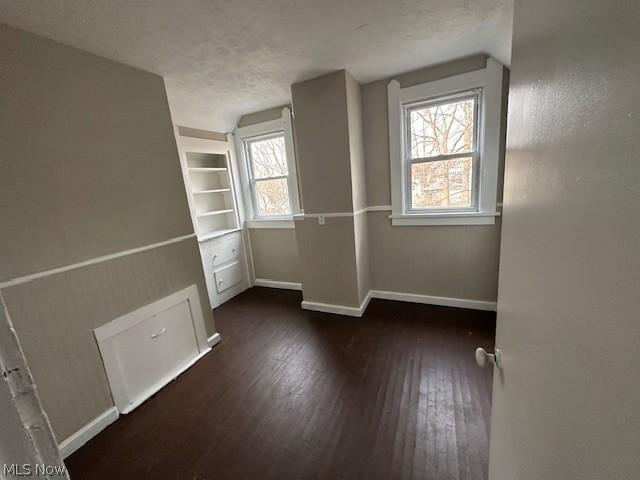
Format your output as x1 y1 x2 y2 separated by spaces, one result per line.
246 135 291 215
407 95 477 209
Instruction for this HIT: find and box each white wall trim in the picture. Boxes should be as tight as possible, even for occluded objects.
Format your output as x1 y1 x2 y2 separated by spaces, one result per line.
296 211 355 219
58 407 119 458
245 219 295 229
389 211 500 226
234 118 284 138
257 284 496 315
0 233 197 290
94 285 208 346
207 332 222 348
370 290 497 311
254 278 302 290
292 205 392 221
366 205 393 212
301 291 372 317
234 109 302 222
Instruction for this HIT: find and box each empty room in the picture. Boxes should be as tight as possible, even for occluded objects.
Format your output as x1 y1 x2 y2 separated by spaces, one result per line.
1 1 638 479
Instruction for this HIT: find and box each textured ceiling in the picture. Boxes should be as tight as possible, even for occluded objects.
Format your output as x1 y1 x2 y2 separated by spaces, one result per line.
0 0 513 132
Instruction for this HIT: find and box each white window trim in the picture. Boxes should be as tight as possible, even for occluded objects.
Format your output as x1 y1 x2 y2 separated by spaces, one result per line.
234 107 301 228
388 57 504 226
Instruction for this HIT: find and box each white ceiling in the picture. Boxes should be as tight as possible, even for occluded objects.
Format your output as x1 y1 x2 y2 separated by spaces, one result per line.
0 0 513 133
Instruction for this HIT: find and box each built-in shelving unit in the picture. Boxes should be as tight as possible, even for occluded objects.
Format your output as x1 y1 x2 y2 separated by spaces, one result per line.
175 131 250 309
197 209 234 218
185 151 239 239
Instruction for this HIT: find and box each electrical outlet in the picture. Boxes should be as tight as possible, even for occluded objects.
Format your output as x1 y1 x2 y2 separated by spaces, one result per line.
318 216 325 225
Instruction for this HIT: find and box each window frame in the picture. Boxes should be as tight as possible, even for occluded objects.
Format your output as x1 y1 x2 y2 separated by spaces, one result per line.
244 131 291 219
388 57 504 226
403 89 482 214
234 107 300 228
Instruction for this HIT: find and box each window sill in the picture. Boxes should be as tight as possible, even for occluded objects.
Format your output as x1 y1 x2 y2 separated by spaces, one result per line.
245 218 295 229
389 211 500 226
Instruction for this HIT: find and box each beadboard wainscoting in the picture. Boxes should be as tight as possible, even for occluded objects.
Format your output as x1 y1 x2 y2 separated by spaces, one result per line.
0 238 213 442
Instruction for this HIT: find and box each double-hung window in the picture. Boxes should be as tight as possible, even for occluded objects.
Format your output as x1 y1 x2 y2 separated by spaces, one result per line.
235 107 300 227
244 133 291 217
405 90 480 212
388 58 504 225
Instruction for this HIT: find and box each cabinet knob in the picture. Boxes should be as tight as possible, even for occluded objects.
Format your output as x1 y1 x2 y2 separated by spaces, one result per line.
150 328 167 339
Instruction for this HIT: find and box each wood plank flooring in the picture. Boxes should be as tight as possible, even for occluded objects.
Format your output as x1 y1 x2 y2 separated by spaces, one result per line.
66 287 495 479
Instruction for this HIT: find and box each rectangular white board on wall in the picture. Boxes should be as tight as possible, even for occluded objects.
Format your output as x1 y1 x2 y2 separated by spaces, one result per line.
94 285 210 414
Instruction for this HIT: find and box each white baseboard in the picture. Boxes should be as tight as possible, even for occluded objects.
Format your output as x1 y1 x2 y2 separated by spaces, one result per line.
254 278 302 290
370 290 497 311
301 291 371 318
58 407 118 458
300 290 495 317
208 332 221 348
254 278 496 316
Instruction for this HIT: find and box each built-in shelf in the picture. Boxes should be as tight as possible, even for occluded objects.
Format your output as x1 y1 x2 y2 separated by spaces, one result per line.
183 150 239 241
193 188 231 194
197 228 242 243
197 209 234 218
188 167 227 172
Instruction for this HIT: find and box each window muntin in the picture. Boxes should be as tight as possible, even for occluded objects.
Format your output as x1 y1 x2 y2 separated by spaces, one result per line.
244 133 291 217
403 90 481 212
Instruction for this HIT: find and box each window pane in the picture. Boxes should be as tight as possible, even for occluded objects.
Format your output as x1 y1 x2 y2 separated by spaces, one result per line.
411 157 473 209
248 135 288 179
255 178 290 215
409 98 475 159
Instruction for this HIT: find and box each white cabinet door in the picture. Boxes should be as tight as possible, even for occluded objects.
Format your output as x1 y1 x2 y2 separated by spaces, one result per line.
111 301 199 406
199 231 248 308
95 285 210 414
211 235 241 267
213 261 242 293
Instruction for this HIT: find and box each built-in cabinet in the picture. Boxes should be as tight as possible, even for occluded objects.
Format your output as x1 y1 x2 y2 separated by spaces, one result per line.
176 132 251 308
198 230 248 307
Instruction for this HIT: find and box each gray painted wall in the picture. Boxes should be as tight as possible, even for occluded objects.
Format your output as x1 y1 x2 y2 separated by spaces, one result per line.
0 25 194 281
360 55 506 301
249 229 301 283
295 217 360 306
345 72 370 302
368 212 501 301
0 25 213 440
489 0 640 477
292 71 368 307
291 71 354 214
240 57 506 302
238 105 302 284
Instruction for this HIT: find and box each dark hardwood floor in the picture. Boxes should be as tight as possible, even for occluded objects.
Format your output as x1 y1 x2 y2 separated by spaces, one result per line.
66 287 495 480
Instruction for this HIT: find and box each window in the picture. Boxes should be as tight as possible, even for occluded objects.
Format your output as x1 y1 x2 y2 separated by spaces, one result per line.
245 133 291 217
388 58 504 225
235 107 300 227
405 91 480 212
